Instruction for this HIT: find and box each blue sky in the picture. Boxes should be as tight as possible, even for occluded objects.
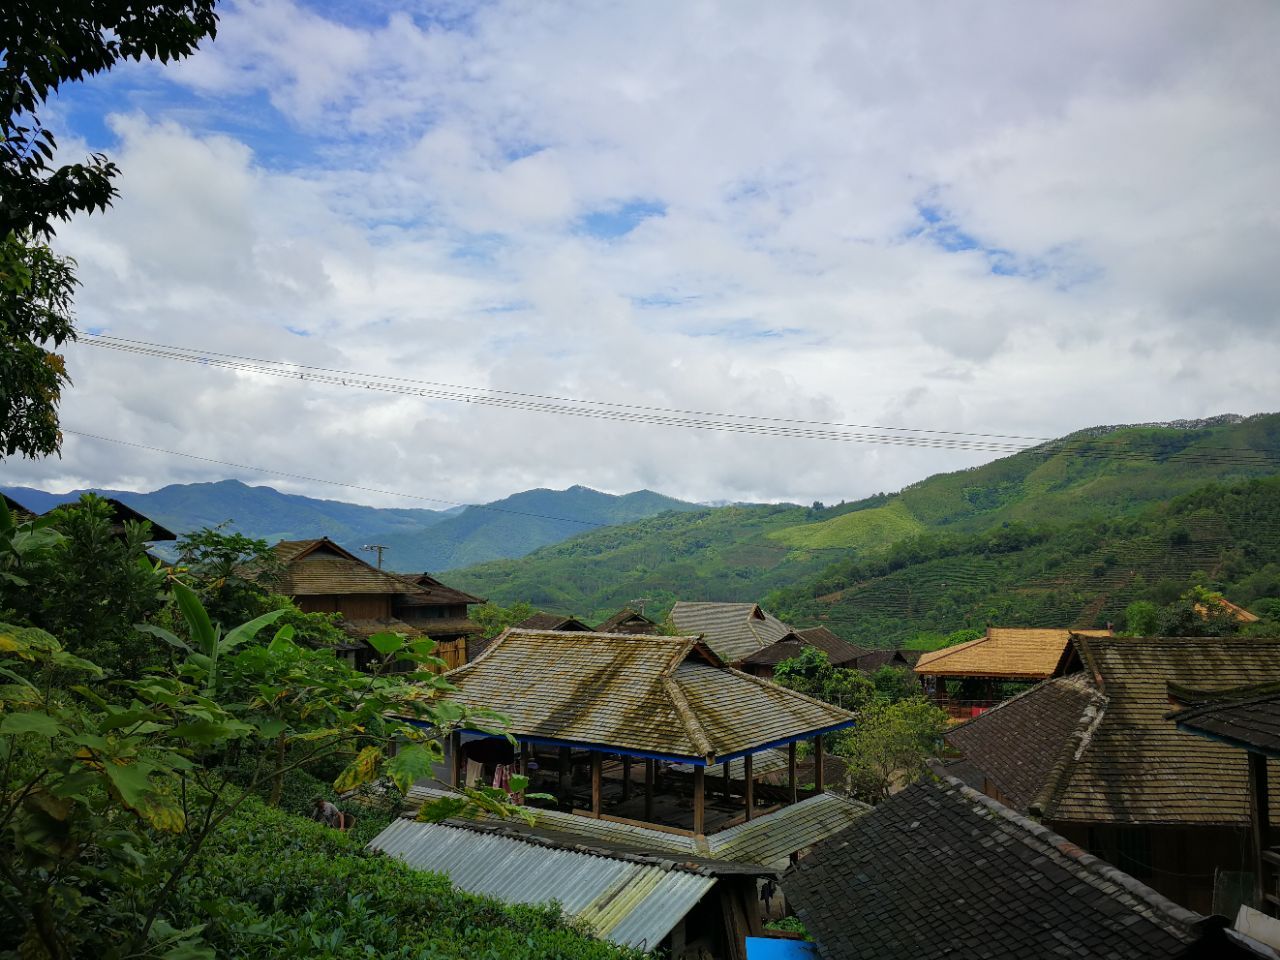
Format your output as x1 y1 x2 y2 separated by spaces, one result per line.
9 0 1279 506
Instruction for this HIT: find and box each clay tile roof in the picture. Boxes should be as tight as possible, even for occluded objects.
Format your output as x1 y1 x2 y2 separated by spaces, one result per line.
514 612 594 632
271 538 423 596
915 627 1111 681
1168 681 1280 758
595 608 659 634
950 636 1280 825
945 673 1106 810
668 601 794 663
441 629 855 762
782 775 1206 960
741 628 867 669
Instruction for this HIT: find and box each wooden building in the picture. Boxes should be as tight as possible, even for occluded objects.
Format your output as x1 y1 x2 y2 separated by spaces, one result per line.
945 635 1280 914
739 627 868 678
513 611 594 632
669 601 794 664
435 628 858 837
916 626 1111 719
271 538 481 670
595 607 660 634
2 494 36 523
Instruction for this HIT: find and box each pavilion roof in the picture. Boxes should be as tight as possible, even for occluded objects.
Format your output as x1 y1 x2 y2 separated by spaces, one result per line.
915 627 1111 681
441 629 855 763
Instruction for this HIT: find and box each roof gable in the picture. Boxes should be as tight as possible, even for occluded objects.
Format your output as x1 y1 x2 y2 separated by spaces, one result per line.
669 601 795 663
442 629 854 762
272 538 423 596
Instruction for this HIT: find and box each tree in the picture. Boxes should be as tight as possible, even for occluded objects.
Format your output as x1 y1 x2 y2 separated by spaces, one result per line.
0 1 219 457
174 525 281 627
1123 600 1159 636
472 600 537 639
834 697 948 803
773 646 875 711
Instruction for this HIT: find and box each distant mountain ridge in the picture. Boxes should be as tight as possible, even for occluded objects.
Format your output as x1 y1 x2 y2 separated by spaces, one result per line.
0 479 701 572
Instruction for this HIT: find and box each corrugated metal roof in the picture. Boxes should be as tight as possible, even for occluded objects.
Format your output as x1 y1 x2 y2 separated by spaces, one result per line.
368 819 715 950
442 629 854 761
404 785 869 870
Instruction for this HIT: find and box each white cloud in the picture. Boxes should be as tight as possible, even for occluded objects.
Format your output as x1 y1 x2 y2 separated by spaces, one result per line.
4 0 1278 511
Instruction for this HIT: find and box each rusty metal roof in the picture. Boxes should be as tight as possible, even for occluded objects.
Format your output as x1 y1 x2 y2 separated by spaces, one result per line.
669 601 794 663
368 818 715 950
442 629 855 762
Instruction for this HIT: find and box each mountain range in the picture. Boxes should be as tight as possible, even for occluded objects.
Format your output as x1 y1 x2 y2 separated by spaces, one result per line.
0 479 700 572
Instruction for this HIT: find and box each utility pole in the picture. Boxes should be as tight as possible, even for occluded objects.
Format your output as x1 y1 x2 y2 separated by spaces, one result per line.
362 544 388 569
631 597 653 616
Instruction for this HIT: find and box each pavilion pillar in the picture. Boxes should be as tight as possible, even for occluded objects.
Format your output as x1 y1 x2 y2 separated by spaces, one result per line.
693 765 706 835
591 751 603 817
744 754 754 821
519 741 531 776
814 735 825 792
622 756 633 801
1250 753 1271 910
558 747 571 803
788 741 797 805
722 760 732 800
644 759 655 821
449 731 462 787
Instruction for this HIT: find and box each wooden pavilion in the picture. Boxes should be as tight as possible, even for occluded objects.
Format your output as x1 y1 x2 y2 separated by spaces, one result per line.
436 628 857 836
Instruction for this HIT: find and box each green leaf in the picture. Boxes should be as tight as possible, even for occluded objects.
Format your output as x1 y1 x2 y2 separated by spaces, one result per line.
172 719 249 744
509 774 530 794
255 717 287 739
49 650 104 676
267 624 296 653
221 607 287 653
333 745 382 792
172 583 217 656
103 760 153 810
366 631 405 656
136 623 191 654
416 795 469 823
386 744 435 793
0 712 62 737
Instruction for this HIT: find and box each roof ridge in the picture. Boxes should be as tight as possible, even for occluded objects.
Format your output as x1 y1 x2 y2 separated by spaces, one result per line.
1029 683 1109 819
661 674 714 760
938 772 1205 936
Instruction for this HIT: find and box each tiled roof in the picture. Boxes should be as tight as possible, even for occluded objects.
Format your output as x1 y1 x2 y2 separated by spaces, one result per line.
392 572 485 606
440 629 855 762
272 539 423 596
341 617 424 639
595 609 659 634
741 628 867 669
1168 683 1280 758
915 627 1111 680
952 636 1280 825
404 785 867 870
945 673 1106 810
405 617 480 637
851 649 919 672
782 776 1206 960
514 612 594 631
669 601 794 663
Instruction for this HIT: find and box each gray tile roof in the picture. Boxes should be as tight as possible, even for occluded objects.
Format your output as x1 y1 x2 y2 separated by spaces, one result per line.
783 776 1208 960
1168 683 1280 759
669 601 793 663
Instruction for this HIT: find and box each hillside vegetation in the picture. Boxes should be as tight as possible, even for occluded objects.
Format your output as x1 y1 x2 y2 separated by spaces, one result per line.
450 415 1280 627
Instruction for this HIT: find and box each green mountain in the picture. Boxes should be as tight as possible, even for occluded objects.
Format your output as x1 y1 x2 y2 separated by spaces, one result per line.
376 485 702 571
0 479 701 573
448 414 1280 627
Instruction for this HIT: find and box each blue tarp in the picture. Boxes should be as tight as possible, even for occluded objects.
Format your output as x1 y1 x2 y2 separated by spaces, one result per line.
744 936 819 959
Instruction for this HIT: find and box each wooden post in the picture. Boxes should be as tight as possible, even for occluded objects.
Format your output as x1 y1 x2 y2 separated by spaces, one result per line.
450 731 463 787
814 735 825 792
622 755 632 801
519 741 531 776
723 760 732 800
558 746 570 803
644 759 655 822
693 764 705 835
591 751 602 817
788 741 797 805
1250 753 1270 909
744 754 754 821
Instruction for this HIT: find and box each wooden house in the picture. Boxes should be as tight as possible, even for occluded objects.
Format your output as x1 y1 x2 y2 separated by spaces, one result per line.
916 626 1111 719
514 611 594 632
669 601 794 665
945 635 1280 914
271 538 480 670
595 607 659 634
782 774 1239 959
739 627 868 678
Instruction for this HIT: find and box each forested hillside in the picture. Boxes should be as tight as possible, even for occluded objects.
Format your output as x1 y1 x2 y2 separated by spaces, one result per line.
450 415 1280 628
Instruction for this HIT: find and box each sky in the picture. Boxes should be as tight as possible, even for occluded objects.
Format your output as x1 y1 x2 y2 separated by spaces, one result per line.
5 0 1280 508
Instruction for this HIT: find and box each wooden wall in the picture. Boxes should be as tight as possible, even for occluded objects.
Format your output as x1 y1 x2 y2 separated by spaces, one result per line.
297 594 391 618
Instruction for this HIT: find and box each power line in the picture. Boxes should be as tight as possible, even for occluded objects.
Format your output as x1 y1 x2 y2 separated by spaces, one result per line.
61 429 607 527
71 332 1280 466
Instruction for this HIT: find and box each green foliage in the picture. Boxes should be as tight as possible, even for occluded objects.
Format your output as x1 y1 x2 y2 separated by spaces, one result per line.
0 586 522 959
174 525 281 628
471 600 538 638
1123 600 1159 636
764 916 810 939
834 698 949 804
2 493 166 675
772 647 875 711
901 627 982 652
168 799 641 959
871 665 919 702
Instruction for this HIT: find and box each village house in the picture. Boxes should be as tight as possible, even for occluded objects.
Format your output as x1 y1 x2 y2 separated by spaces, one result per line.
915 626 1111 719
738 626 867 679
781 773 1247 959
945 635 1280 914
595 606 660 634
668 601 794 664
271 537 481 670
514 611 595 631
377 627 870 958
2 493 36 522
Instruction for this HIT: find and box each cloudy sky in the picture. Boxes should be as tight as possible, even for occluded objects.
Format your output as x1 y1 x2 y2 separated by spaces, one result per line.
7 0 1280 508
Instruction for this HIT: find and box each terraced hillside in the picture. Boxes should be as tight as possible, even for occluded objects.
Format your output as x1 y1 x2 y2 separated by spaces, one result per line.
450 414 1280 627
